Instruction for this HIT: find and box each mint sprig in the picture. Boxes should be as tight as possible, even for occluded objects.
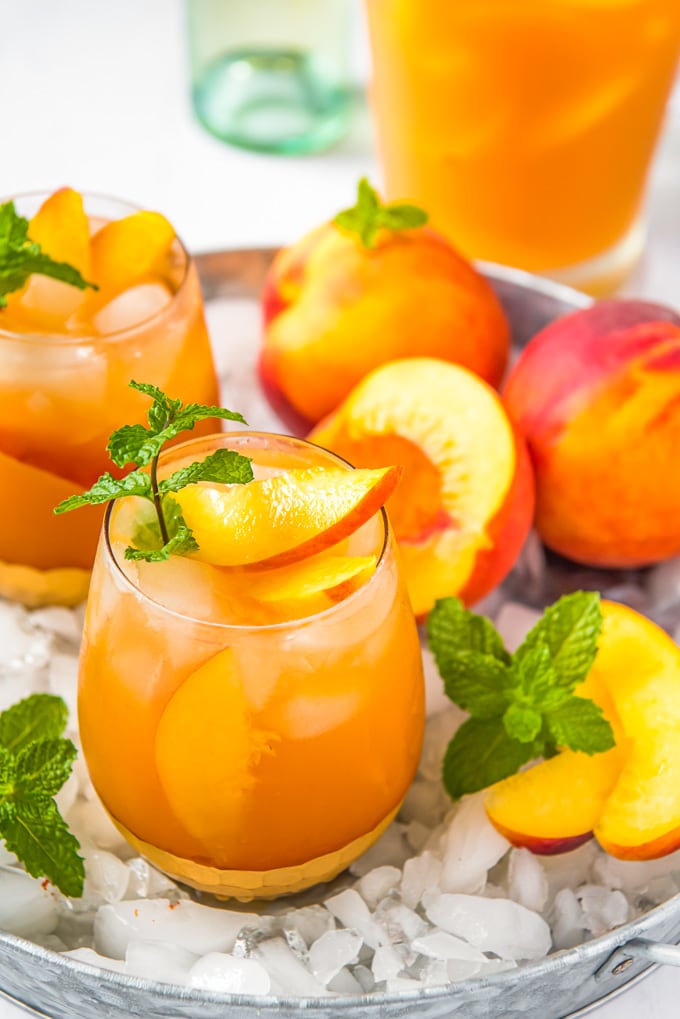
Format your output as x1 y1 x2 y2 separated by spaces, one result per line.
0 201 97 308
54 381 254 561
427 592 615 800
334 178 428 250
0 695 84 897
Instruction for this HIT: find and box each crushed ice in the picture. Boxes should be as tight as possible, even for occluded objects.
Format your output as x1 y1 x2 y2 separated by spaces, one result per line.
2 556 680 997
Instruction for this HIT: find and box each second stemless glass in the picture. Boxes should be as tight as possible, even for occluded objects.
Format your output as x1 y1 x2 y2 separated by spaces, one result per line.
365 0 680 294
0 192 219 607
78 433 425 900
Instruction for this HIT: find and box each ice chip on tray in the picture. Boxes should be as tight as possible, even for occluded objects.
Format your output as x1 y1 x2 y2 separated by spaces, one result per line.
440 794 510 894
507 848 549 913
190 952 272 994
0 867 58 938
356 865 402 909
94 899 259 960
126 939 198 985
253 937 329 996
423 892 552 961
308 929 362 985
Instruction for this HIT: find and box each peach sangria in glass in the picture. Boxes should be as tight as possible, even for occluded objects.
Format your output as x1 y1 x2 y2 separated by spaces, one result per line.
0 188 219 607
365 0 680 294
64 386 424 899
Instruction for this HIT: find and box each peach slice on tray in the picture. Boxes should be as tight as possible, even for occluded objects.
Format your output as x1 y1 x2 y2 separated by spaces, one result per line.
309 358 534 617
174 465 400 568
485 601 680 862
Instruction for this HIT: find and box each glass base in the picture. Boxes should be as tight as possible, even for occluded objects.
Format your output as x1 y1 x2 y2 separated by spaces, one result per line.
0 557 90 608
539 217 646 298
192 49 354 155
108 805 400 902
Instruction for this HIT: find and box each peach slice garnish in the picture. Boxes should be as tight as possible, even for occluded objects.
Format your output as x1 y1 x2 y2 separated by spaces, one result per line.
174 465 401 568
485 601 680 861
29 187 92 276
89 210 176 304
309 358 533 617
6 188 92 329
155 648 276 853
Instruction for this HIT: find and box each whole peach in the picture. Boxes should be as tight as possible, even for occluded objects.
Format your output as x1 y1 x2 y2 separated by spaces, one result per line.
260 216 510 430
504 300 680 567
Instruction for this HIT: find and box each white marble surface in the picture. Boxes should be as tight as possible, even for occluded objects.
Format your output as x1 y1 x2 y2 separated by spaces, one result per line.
0 2 679 1017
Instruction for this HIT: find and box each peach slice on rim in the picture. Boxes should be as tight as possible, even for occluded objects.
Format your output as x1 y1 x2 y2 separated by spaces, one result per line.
5 188 93 329
89 210 176 304
174 465 401 568
309 358 534 617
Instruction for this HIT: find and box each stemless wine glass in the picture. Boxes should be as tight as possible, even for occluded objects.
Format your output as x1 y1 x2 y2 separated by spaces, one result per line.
365 0 680 295
78 432 425 900
0 192 219 608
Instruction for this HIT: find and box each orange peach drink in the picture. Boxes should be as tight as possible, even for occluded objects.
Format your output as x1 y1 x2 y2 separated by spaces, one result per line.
0 189 218 607
365 0 680 291
79 434 425 899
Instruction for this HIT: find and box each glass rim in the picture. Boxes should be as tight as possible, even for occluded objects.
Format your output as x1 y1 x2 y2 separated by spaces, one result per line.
0 189 193 347
102 431 392 633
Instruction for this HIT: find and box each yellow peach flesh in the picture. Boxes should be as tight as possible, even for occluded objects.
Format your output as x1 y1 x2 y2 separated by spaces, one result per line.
310 358 528 616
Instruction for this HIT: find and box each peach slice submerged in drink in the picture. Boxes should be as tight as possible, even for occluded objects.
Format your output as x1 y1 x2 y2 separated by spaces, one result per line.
79 434 425 899
0 189 219 606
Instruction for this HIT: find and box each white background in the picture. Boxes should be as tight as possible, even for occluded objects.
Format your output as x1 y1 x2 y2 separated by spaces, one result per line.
1 1 679 1017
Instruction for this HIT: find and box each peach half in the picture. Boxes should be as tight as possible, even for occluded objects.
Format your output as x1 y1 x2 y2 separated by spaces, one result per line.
260 221 510 429
504 300 680 567
309 358 534 617
486 601 680 861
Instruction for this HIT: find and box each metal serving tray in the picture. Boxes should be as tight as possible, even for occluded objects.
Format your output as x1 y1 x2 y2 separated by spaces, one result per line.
1 252 679 1019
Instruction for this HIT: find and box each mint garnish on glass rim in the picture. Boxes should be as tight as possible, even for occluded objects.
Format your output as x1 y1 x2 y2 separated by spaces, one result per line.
54 381 254 562
426 591 616 800
0 200 97 308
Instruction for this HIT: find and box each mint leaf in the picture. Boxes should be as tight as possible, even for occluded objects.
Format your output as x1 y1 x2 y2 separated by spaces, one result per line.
125 523 199 562
516 592 602 692
14 739 77 797
57 381 251 564
427 592 614 802
503 704 543 743
546 698 616 755
379 205 428 231
0 200 97 307
437 651 509 719
0 747 15 794
160 448 254 494
0 695 68 754
2 796 84 897
334 178 429 250
54 470 152 514
107 423 160 469
442 718 537 799
427 597 510 666
508 645 569 712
